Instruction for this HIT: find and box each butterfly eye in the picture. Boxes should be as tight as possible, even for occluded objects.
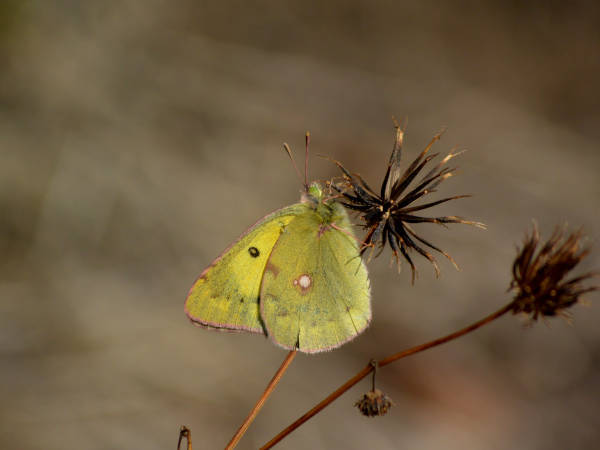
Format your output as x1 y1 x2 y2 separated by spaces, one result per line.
248 247 260 258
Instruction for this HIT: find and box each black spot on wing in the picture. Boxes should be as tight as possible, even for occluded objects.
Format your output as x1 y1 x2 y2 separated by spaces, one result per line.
248 246 260 257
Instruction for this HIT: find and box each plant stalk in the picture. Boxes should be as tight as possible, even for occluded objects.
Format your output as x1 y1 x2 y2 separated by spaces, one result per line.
226 349 297 449
260 303 513 449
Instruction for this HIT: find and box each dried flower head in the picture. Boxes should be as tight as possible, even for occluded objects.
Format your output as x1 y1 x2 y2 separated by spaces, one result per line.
331 124 484 282
355 389 394 417
510 223 598 321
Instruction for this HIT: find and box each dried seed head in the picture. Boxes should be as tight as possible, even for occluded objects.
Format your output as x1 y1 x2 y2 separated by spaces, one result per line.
355 389 394 417
332 124 484 283
510 223 598 321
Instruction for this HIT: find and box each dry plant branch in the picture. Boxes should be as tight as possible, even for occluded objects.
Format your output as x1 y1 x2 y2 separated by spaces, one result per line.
260 302 513 449
259 224 597 448
177 426 191 450
225 349 297 449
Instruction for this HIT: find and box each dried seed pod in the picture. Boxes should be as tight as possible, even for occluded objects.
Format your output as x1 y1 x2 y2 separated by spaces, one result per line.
355 389 394 417
510 223 597 321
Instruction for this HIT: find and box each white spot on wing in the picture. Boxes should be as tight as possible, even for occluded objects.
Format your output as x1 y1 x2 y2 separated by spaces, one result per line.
299 274 311 288
293 273 313 293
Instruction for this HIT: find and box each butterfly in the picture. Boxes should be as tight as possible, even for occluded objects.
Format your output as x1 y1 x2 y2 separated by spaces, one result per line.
185 135 371 353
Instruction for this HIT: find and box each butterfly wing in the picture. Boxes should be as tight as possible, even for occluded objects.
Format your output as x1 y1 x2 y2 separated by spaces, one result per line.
185 205 304 333
260 203 371 352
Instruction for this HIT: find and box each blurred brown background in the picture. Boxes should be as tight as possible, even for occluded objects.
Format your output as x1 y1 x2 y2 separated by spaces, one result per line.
1 1 599 449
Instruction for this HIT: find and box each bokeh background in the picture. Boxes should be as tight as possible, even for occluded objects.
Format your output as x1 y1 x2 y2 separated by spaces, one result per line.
1 1 599 449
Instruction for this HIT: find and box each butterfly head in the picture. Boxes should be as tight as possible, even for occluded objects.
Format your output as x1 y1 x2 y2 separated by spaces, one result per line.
301 181 325 205
301 181 343 224
306 182 324 202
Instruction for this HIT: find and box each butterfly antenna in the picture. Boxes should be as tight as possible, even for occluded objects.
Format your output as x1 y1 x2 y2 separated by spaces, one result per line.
282 142 304 187
304 131 310 190
392 115 408 132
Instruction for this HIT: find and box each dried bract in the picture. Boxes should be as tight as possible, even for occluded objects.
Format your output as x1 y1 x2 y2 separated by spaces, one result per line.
355 389 394 417
332 125 484 282
510 224 597 321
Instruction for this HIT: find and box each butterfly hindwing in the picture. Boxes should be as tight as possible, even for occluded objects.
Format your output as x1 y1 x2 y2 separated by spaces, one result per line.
185 205 303 333
260 202 371 352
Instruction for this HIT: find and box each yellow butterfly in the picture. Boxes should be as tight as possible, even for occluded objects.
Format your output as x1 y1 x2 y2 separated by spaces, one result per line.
185 144 371 353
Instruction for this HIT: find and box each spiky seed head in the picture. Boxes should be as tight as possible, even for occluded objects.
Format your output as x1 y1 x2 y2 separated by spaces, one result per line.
510 223 598 321
333 124 484 283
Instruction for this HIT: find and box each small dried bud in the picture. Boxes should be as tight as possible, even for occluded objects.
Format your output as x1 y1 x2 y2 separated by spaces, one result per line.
510 224 598 321
355 389 394 417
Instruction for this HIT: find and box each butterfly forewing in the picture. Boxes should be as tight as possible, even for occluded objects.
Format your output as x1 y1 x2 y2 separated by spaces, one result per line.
185 205 304 333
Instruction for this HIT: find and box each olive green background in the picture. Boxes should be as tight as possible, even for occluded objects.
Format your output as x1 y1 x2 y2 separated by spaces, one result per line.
1 1 599 449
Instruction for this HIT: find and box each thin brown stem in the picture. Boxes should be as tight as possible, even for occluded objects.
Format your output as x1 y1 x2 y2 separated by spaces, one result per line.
226 350 297 450
177 426 191 450
379 302 512 367
260 302 513 449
